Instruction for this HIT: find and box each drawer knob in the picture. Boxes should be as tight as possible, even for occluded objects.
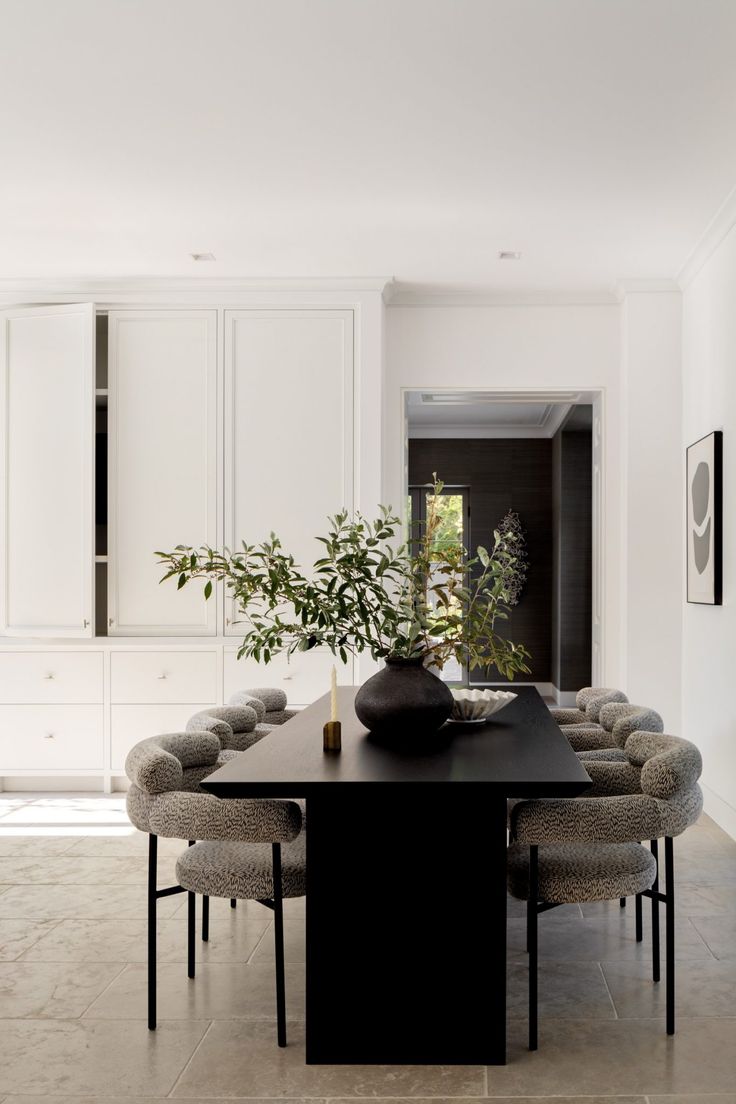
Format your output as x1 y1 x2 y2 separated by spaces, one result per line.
157 674 168 680
44 733 55 740
44 673 55 680
282 675 293 681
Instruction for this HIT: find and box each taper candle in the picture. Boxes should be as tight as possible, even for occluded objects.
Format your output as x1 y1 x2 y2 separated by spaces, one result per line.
330 664 338 722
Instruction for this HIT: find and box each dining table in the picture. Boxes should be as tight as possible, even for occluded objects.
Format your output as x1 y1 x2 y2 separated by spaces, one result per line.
202 683 591 1065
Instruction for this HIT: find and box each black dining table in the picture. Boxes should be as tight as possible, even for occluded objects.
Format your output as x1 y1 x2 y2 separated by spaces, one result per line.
203 684 591 1065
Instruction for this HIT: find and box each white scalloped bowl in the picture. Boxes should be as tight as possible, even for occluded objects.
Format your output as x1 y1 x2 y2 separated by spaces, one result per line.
450 688 517 723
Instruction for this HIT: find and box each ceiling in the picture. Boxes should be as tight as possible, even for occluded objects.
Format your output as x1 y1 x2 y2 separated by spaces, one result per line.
2 0 736 291
407 393 590 438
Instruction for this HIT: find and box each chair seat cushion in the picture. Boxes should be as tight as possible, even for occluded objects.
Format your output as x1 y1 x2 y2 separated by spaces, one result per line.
176 833 306 900
507 841 656 904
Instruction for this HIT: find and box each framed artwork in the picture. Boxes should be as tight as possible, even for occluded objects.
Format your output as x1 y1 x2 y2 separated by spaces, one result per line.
686 430 722 605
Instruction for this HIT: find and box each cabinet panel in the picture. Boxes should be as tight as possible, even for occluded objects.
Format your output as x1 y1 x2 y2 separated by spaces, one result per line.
224 647 353 709
111 703 215 770
0 304 94 637
110 651 218 704
0 705 104 770
224 310 353 634
0 651 103 704
108 311 217 636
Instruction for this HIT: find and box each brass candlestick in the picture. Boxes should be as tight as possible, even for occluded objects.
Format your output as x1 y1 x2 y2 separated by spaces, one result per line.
323 720 342 753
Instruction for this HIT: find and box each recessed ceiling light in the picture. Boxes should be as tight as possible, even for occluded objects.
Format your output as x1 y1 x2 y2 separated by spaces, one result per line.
498 251 522 260
190 252 216 262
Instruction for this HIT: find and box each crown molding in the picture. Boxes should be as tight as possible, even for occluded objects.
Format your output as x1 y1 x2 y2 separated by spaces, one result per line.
678 181 736 289
0 275 392 299
386 284 618 307
615 278 681 301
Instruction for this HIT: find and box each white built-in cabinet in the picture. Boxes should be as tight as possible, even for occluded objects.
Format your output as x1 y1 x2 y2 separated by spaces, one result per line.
0 304 95 637
0 299 359 787
224 309 354 631
107 311 217 636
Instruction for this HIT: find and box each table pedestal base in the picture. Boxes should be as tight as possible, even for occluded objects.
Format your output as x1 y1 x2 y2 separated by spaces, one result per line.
305 789 508 1064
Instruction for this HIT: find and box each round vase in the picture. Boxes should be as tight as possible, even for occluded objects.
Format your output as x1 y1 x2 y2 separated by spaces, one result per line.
354 656 454 737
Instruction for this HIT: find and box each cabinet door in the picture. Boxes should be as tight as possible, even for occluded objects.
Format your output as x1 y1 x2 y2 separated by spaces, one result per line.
108 311 217 635
224 310 353 634
0 304 94 637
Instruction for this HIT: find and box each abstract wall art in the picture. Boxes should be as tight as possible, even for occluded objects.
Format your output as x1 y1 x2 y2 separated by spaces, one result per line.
686 430 722 605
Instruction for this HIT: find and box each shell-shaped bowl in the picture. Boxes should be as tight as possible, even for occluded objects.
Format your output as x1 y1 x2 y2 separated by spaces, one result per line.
450 688 517 723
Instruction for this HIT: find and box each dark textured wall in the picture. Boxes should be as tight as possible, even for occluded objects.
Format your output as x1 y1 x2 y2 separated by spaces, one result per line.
408 438 553 683
552 431 592 691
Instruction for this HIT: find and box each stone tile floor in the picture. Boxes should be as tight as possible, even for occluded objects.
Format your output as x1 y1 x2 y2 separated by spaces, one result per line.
0 793 734 1101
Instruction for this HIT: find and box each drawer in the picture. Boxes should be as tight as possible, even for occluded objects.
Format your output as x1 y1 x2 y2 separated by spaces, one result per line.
224 648 353 709
0 652 103 704
0 705 104 770
111 651 218 704
111 703 215 771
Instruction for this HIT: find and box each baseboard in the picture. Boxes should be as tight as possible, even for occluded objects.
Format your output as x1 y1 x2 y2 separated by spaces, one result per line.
701 782 736 842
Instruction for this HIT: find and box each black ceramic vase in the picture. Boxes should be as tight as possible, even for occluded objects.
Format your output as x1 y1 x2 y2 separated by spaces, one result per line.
354 656 454 738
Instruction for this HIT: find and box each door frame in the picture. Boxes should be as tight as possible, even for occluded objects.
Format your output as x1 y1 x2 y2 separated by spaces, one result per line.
401 386 605 694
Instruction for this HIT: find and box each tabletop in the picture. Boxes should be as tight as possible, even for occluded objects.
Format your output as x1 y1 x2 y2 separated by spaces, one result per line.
202 684 592 798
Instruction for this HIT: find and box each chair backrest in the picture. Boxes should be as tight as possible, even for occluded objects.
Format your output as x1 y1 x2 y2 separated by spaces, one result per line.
186 705 260 750
599 703 664 746
511 730 703 844
576 686 629 722
125 730 222 834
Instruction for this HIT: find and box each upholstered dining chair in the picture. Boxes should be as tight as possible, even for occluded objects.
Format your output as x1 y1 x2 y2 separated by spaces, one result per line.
549 686 629 729
186 690 298 913
563 702 664 753
126 731 306 1045
229 686 298 727
508 730 703 1050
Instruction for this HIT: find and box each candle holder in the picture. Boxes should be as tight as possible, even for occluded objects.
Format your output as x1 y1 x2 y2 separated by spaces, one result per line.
323 720 342 753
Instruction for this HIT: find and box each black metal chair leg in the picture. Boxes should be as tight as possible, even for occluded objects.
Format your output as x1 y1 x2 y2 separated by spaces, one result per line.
147 833 157 1031
230 898 237 909
665 836 675 1035
202 895 210 943
651 839 660 982
187 840 196 979
528 844 538 1051
635 893 643 942
620 897 626 908
273 843 287 1047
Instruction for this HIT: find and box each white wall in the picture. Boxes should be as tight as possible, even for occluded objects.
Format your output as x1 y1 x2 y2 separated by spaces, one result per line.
682 229 736 838
621 291 683 731
384 303 624 688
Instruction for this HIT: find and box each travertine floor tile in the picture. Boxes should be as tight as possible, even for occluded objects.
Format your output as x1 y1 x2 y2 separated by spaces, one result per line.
0 856 177 886
507 960 616 1019
171 1020 485 1098
488 1018 736 1094
83 961 305 1020
602 957 736 1018
690 913 736 960
249 919 306 963
507 915 712 961
0 884 182 920
0 1019 208 1097
0 836 81 856
648 1095 736 1104
19 915 270 964
0 961 123 1018
0 919 60 961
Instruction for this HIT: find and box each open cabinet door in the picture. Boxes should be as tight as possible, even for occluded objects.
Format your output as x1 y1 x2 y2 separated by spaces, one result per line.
0 303 95 637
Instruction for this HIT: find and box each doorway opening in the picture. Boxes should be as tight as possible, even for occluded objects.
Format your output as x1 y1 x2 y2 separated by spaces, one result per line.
403 389 602 702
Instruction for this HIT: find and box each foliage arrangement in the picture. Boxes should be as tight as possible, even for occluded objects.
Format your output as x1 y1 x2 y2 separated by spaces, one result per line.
495 510 528 606
156 477 531 679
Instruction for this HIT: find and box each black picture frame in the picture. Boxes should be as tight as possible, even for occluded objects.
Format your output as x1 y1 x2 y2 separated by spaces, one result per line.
686 430 722 605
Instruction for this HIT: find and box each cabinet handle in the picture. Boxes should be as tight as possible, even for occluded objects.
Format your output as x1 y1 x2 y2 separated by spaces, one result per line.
109 618 114 627
157 674 168 680
282 675 293 681
83 619 89 628
44 733 55 740
44 674 55 680
225 618 231 626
